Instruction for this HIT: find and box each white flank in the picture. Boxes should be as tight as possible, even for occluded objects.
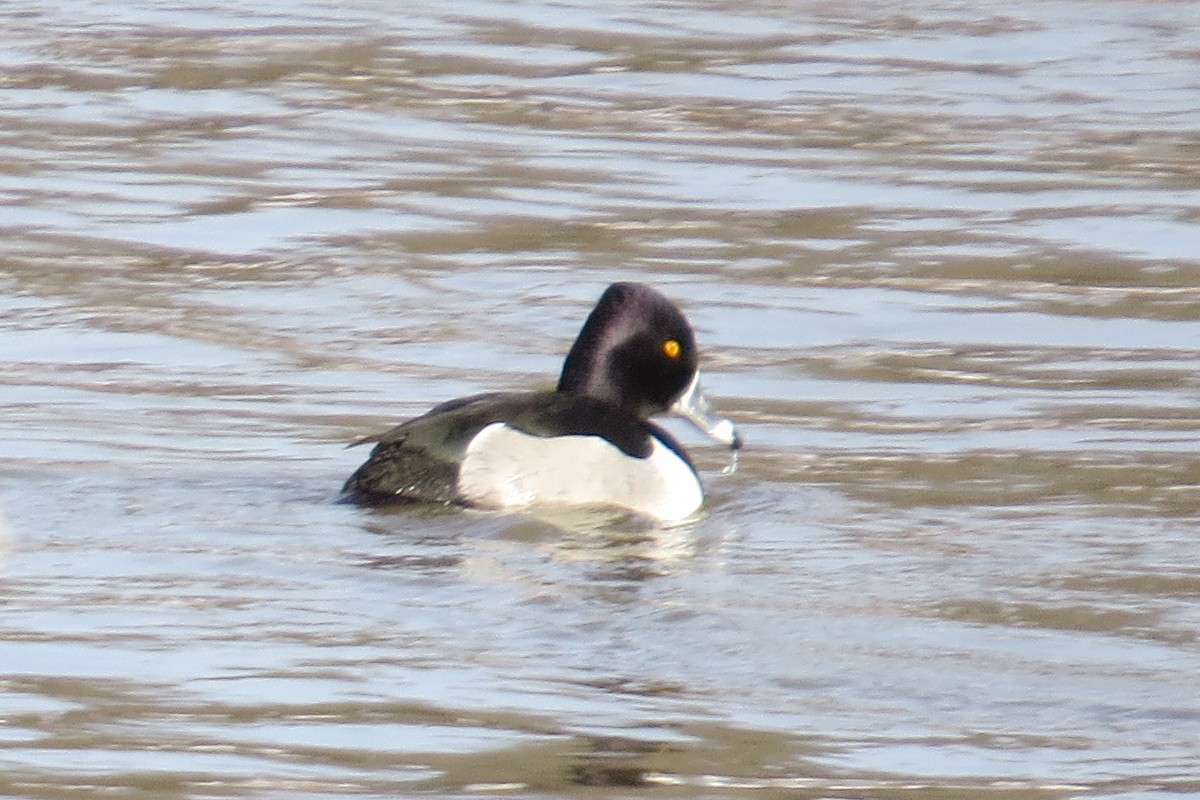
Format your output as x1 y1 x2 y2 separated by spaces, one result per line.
457 423 703 522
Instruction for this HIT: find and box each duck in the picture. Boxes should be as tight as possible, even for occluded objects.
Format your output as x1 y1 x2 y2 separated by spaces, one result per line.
341 282 740 521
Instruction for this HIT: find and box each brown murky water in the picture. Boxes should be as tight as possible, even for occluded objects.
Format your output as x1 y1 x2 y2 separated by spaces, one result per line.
2 0 1199 797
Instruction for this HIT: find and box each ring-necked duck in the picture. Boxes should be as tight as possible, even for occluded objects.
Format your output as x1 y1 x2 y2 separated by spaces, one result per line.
342 282 740 521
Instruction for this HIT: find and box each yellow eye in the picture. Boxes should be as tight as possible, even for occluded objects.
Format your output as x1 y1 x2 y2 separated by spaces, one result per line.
662 339 681 359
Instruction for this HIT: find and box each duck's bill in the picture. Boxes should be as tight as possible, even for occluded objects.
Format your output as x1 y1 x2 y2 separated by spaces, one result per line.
670 372 742 450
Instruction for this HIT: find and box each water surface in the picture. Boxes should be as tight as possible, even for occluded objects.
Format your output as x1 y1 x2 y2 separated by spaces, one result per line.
2 0 1199 797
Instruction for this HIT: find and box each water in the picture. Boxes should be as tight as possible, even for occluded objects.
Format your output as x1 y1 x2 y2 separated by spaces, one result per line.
2 0 1199 797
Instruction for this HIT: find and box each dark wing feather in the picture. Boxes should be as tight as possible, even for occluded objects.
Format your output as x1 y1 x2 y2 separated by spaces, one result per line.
341 393 512 504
